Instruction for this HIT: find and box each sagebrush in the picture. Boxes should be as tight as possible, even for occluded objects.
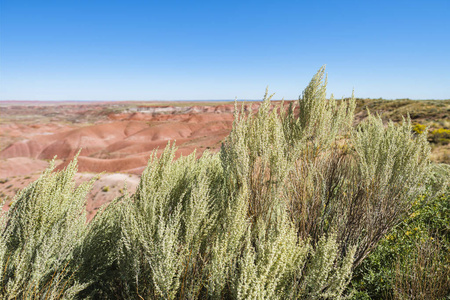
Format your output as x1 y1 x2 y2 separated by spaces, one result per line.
1 67 442 299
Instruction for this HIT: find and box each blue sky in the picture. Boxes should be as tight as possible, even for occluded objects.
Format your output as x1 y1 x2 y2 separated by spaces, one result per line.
0 0 449 100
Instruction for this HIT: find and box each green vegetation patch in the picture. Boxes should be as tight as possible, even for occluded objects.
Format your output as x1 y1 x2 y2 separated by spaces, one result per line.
0 68 448 299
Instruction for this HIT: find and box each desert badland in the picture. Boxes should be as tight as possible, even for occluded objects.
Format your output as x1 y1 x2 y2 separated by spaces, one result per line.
1 101 243 218
1 99 449 220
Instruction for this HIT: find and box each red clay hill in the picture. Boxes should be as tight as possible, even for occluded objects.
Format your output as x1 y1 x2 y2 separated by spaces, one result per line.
0 101 265 217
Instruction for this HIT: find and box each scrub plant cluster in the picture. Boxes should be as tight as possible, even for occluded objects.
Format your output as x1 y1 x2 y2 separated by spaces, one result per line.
1 67 446 299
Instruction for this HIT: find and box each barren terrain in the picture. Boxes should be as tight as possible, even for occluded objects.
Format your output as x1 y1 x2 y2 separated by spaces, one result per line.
0 101 261 217
1 99 448 218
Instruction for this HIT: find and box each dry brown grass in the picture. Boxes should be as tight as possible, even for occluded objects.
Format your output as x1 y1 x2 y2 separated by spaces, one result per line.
393 237 450 300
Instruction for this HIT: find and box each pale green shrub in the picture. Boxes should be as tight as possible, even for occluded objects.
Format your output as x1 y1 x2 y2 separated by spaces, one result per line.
281 66 356 157
76 67 431 298
116 146 225 299
280 69 431 269
1 67 434 299
0 158 92 299
300 233 356 299
216 71 359 298
234 218 309 300
72 195 128 298
350 115 430 265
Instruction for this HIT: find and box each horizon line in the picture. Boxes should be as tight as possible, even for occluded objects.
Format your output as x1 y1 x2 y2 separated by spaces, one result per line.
1 98 450 102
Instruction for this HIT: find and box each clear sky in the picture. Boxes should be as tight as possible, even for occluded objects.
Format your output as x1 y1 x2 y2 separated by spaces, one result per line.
0 0 449 101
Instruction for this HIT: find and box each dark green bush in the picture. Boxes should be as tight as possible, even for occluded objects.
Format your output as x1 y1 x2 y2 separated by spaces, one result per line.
351 183 450 299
